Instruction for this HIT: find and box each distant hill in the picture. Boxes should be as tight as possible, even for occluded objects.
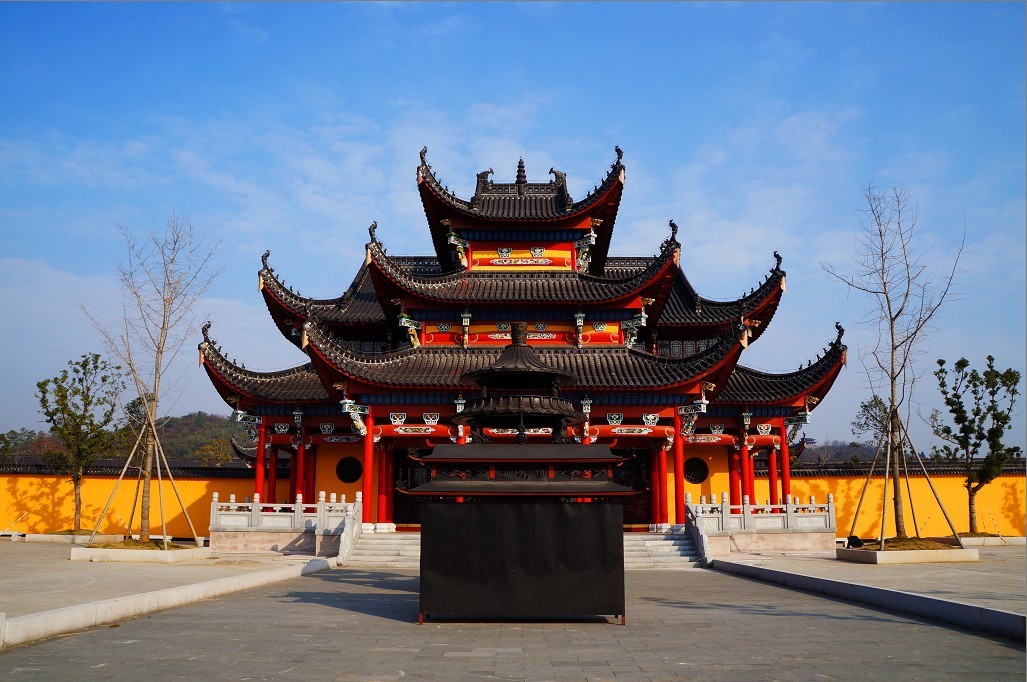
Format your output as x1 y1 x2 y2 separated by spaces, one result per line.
1 411 249 465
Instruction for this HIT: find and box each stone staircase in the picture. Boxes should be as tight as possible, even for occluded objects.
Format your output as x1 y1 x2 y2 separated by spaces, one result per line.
345 532 701 570
346 532 422 569
622 532 701 569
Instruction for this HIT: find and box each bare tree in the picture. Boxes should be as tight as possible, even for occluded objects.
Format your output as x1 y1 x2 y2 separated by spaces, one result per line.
823 184 961 537
87 213 221 541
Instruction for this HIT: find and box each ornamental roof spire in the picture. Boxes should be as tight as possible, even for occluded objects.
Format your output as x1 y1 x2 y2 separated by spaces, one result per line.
515 157 527 193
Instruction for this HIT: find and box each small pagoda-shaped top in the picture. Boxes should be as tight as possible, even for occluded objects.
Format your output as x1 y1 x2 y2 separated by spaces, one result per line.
455 321 582 443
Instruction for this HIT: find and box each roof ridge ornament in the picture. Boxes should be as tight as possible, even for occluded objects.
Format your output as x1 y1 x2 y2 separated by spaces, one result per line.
261 250 271 270
614 145 623 167
515 157 527 195
662 219 681 252
419 146 429 169
773 250 783 271
834 321 845 344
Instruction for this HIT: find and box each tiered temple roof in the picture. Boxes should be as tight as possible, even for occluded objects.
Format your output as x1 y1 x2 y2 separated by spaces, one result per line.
202 147 845 418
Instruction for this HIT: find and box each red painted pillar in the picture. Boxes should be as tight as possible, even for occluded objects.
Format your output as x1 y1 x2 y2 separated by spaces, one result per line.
729 447 741 506
268 448 278 504
658 443 669 526
780 430 792 501
384 449 395 523
672 412 685 525
649 451 660 524
255 421 266 501
377 444 388 525
740 443 751 502
361 412 375 524
768 443 780 507
294 427 305 503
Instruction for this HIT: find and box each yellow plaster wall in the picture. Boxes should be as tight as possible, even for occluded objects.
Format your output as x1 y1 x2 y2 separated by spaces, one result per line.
0 473 252 537
313 443 365 507
664 460 1026 537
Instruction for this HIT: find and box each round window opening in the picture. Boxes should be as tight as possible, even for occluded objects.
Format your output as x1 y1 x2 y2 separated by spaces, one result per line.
335 456 363 484
683 457 710 485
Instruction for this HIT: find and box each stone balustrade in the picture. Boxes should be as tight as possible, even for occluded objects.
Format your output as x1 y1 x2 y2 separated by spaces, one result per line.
684 492 837 560
209 491 363 558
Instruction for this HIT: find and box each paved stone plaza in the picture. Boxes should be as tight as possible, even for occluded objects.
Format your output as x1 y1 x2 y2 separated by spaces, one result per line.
2 565 1023 681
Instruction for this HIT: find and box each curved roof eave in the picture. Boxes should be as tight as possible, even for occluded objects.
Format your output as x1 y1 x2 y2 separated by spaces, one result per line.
365 235 679 306
302 317 746 392
198 323 331 407
717 327 847 406
417 150 626 224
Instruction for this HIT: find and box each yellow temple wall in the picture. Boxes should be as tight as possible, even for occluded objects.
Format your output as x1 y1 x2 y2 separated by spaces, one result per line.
2 463 1022 539
665 462 1026 537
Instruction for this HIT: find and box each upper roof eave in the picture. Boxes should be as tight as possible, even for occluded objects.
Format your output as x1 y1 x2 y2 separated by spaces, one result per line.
717 325 847 406
365 233 679 305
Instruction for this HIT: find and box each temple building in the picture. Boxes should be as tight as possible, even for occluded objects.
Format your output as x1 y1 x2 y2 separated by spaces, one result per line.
199 147 846 530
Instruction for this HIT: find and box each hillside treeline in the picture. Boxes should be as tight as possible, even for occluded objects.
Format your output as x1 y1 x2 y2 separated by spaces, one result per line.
0 412 248 466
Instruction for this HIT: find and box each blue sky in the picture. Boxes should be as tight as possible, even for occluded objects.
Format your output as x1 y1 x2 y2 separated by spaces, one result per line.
1 2 1024 449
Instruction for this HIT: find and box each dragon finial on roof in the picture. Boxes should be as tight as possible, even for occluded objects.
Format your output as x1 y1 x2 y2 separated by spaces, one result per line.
773 250 782 270
419 146 428 167
368 221 378 243
615 145 623 165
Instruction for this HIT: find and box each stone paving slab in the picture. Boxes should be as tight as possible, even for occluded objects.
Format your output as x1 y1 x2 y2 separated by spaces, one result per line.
719 545 1026 615
0 567 1022 680
0 541 312 619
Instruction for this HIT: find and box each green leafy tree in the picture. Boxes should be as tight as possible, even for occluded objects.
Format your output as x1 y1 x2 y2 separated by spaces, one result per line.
851 394 888 448
36 354 125 531
0 428 39 465
930 356 1021 533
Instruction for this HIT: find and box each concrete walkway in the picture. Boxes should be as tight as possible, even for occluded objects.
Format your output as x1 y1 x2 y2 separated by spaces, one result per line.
0 538 1024 652
712 545 1025 641
2 565 1024 680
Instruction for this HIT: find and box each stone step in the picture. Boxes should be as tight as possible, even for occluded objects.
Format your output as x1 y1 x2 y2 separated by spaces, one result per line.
346 533 703 569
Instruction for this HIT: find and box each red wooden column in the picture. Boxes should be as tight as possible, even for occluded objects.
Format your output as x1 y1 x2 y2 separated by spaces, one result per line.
384 448 395 523
649 451 660 524
768 442 780 507
294 427 306 503
658 442 669 526
780 429 792 502
740 443 751 502
729 447 741 506
268 448 278 504
377 444 388 525
361 412 375 524
255 421 267 501
672 412 685 525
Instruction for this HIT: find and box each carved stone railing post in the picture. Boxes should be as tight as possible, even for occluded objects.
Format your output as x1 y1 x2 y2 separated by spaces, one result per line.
251 493 261 527
210 492 220 527
293 493 304 528
316 491 327 531
720 491 730 530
